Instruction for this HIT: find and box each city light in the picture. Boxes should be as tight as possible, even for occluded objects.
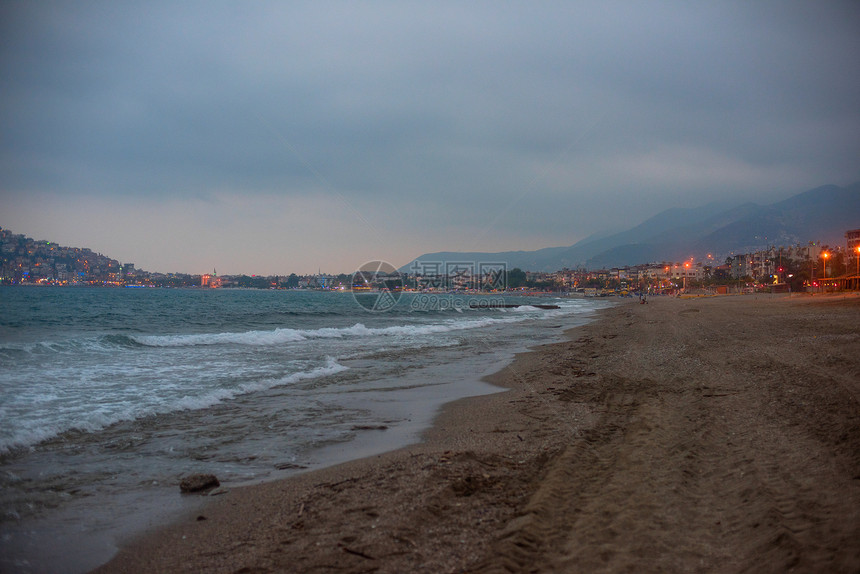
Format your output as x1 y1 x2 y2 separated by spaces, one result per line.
4 225 860 292
856 246 860 283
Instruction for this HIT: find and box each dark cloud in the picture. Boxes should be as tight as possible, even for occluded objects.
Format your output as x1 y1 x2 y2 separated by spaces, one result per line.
2 1 859 272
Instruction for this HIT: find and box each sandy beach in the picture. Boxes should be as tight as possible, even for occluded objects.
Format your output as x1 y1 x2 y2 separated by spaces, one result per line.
95 293 860 573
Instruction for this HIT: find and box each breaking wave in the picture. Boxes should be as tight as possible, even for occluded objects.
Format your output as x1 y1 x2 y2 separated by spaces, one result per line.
0 357 348 454
131 317 524 348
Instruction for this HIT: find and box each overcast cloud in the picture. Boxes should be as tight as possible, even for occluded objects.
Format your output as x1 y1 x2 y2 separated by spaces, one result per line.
2 1 859 274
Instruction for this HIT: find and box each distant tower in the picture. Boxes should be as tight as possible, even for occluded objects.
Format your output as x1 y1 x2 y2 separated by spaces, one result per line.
205 268 222 288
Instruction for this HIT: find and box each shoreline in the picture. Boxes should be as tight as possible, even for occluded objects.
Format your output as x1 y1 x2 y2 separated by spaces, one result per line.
96 294 860 572
91 308 608 573
2 305 593 574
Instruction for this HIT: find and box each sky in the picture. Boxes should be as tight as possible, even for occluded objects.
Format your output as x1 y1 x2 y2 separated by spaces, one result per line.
2 1 859 275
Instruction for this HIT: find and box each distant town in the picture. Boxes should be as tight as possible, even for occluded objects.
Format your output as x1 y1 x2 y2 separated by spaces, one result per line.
2 226 858 294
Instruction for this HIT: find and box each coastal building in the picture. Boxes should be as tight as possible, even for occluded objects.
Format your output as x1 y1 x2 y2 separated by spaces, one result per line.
731 247 789 280
635 264 668 282
846 229 860 290
201 269 222 288
847 229 860 252
847 229 860 270
605 268 629 282
665 262 704 281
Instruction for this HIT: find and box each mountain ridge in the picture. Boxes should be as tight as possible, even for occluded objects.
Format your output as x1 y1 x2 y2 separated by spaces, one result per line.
401 183 860 272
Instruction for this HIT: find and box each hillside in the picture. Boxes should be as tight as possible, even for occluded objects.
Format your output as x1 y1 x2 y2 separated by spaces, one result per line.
401 183 860 271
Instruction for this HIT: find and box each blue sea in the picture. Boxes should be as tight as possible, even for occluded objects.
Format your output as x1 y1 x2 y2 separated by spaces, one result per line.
0 287 608 572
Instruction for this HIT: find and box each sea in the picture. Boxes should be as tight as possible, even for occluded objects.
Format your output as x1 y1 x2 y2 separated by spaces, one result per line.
0 286 609 573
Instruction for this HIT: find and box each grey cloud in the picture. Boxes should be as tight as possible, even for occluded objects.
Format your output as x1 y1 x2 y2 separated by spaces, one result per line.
2 1 859 242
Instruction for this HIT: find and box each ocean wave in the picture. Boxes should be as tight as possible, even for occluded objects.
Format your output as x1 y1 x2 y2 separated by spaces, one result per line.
171 357 349 411
131 316 527 348
0 357 348 455
100 334 148 349
510 305 540 312
0 334 147 356
132 328 306 347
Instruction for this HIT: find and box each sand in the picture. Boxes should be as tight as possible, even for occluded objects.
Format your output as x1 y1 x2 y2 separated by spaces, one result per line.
95 293 860 573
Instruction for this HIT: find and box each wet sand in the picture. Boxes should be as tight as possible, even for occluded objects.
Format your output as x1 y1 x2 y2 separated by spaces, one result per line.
95 293 860 573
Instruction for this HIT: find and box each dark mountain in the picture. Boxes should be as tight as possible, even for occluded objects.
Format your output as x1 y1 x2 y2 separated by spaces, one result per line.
584 202 764 269
692 184 860 257
400 183 860 272
400 246 568 275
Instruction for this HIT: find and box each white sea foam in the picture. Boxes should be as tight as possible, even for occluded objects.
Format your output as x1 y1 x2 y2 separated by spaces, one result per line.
0 357 348 454
1 291 607 458
171 357 349 411
131 316 527 348
1 284 613 573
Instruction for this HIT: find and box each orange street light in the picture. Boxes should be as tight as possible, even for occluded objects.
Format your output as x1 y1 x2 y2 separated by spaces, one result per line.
821 252 829 280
